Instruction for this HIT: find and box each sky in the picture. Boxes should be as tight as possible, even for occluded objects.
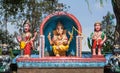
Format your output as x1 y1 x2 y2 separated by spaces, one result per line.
7 0 114 51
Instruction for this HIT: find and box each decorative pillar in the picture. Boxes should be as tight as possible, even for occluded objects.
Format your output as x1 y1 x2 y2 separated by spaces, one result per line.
76 35 83 57
39 35 45 58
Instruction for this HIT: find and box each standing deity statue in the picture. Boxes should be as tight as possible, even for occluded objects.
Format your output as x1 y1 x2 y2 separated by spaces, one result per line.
17 20 37 58
91 22 107 56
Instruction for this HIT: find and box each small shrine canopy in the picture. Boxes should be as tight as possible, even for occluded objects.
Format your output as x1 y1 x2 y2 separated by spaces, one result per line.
39 11 82 56
40 11 82 35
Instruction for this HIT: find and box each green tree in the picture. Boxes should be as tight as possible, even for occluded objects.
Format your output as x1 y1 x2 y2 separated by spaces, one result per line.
0 0 69 31
0 29 17 48
101 12 115 52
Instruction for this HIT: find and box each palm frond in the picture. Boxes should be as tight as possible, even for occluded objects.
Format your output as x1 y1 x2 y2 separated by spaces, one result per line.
85 0 92 14
100 0 103 7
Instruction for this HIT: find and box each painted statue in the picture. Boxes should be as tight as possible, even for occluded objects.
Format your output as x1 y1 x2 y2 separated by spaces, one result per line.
48 21 73 56
17 20 37 58
91 22 106 56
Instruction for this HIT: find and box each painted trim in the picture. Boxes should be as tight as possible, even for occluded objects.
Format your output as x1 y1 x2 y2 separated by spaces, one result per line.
40 11 82 35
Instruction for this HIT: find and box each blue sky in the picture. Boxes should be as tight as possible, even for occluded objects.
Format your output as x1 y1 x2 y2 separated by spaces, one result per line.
8 0 114 51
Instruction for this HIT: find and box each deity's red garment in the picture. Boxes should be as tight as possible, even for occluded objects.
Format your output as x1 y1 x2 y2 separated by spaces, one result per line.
92 39 102 49
24 36 32 55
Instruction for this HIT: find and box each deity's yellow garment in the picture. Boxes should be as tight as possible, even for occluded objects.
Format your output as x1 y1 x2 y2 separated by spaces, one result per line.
20 41 26 50
52 45 69 56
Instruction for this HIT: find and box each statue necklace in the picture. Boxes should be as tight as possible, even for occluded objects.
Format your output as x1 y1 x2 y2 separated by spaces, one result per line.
94 31 101 45
57 35 63 40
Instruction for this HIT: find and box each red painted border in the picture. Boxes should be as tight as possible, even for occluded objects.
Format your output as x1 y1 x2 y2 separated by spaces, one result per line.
40 11 82 35
16 57 106 62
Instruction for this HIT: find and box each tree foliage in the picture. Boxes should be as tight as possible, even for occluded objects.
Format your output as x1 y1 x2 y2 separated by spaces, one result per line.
0 29 17 48
0 0 69 49
101 12 115 52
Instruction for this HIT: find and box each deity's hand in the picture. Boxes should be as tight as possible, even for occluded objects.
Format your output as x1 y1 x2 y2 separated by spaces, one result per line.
34 32 37 37
92 35 97 40
100 41 104 46
48 32 51 40
31 31 37 41
56 46 59 50
63 40 68 45
68 31 72 36
68 31 73 39
29 40 33 48
17 36 22 42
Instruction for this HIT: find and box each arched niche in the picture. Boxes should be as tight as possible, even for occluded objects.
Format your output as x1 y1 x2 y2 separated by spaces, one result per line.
39 12 83 57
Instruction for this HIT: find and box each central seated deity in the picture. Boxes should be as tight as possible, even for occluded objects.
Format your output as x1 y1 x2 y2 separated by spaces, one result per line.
48 21 73 56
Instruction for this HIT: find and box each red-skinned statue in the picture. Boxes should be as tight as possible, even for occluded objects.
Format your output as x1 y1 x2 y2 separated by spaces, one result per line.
17 20 37 58
91 22 106 56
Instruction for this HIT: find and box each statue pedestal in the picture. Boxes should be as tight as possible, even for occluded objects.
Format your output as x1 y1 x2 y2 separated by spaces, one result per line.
16 57 106 64
92 55 105 58
16 55 106 73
